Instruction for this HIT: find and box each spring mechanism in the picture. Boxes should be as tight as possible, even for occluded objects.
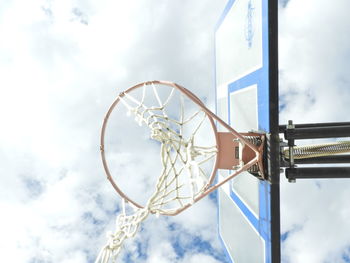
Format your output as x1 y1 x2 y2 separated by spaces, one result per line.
248 164 260 173
283 141 350 159
244 136 262 147
243 135 264 179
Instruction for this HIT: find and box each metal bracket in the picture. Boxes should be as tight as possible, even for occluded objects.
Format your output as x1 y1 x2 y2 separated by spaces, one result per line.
279 120 350 182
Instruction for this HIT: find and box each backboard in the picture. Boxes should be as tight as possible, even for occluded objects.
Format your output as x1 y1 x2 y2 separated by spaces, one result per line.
215 0 280 263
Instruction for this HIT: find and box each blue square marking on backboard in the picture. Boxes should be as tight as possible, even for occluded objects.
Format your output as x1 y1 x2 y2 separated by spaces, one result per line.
227 68 269 132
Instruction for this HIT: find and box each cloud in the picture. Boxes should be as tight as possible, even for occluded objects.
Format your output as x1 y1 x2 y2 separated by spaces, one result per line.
279 0 350 123
0 0 228 262
279 0 350 262
3 0 349 262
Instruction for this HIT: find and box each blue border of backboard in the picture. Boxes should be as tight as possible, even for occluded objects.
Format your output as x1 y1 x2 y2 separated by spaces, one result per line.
215 0 279 262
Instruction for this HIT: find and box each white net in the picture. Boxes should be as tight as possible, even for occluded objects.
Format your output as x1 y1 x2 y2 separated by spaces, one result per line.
97 82 218 262
95 201 149 263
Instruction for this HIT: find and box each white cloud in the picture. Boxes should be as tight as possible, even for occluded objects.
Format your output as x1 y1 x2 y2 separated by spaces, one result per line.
3 0 349 262
279 0 350 123
279 0 350 262
281 179 350 262
0 0 228 262
180 253 223 263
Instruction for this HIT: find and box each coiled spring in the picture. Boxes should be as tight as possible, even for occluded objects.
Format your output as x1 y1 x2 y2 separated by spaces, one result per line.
284 141 350 159
244 136 262 147
243 135 263 178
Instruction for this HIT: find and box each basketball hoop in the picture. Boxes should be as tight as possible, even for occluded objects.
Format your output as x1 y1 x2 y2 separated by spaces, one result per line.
96 80 265 262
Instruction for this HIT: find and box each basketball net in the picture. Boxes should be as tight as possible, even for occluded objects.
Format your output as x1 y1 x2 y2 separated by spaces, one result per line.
96 82 217 262
97 81 264 262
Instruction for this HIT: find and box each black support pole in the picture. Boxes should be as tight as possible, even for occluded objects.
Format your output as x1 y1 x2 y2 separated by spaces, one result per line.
286 167 350 180
294 155 350 164
279 122 350 133
284 125 350 140
280 121 350 181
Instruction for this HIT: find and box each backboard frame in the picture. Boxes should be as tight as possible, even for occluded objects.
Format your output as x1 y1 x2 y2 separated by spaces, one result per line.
215 0 280 262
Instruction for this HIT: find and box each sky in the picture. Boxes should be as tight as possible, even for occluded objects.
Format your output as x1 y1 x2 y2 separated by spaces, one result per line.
279 0 350 262
0 0 350 263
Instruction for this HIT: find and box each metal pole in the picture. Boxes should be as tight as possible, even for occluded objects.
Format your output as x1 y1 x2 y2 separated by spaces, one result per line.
279 122 350 133
284 125 350 140
294 155 350 164
286 167 350 180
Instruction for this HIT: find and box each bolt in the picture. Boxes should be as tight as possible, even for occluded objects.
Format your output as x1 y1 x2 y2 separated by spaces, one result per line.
287 120 295 129
232 165 241 170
